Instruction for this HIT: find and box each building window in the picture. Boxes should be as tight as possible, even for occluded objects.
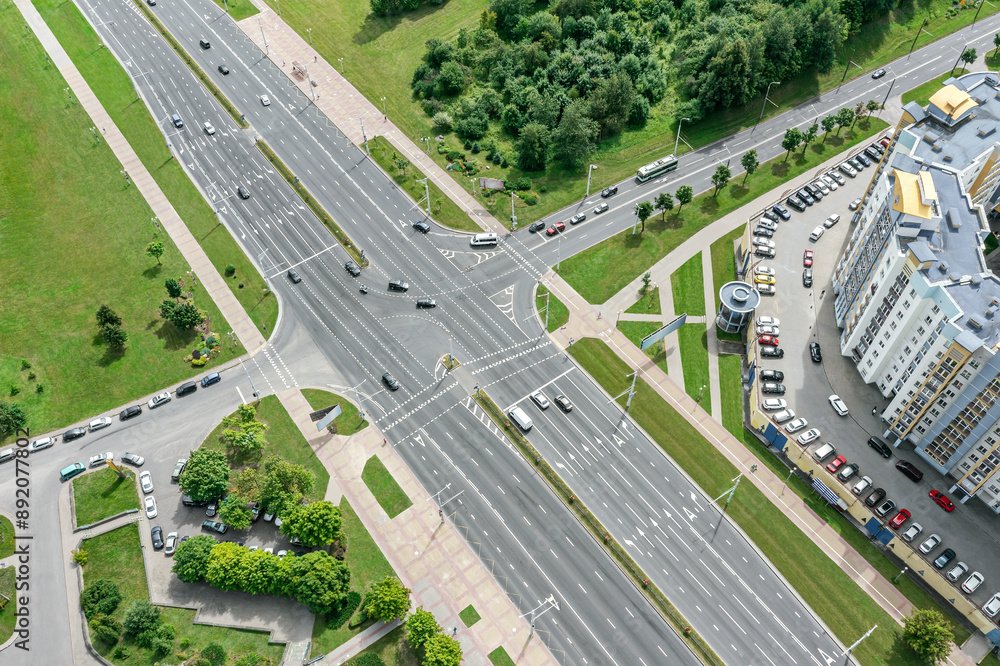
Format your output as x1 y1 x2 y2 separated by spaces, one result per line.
979 445 990 454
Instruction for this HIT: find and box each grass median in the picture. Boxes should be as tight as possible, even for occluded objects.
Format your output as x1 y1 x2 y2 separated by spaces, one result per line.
616 321 668 374
361 456 412 519
901 67 970 106
625 286 661 315
670 253 706 316
0 567 14 644
73 468 140 526
536 284 569 333
560 119 888 303
0 516 13 559
301 388 368 436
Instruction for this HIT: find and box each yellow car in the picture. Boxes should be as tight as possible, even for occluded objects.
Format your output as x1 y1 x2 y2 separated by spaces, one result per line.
754 274 776 285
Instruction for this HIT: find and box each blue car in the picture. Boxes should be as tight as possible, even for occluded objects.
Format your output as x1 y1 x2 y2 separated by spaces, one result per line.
772 204 791 221
201 372 221 388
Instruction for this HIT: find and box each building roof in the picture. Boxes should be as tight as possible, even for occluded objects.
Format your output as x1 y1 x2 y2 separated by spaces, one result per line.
927 84 978 125
718 281 760 313
892 169 935 218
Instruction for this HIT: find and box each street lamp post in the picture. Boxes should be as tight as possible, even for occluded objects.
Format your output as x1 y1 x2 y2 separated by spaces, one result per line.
752 82 780 135
586 164 597 197
258 18 268 54
307 28 312 44
337 58 344 74
673 117 690 157
380 97 386 116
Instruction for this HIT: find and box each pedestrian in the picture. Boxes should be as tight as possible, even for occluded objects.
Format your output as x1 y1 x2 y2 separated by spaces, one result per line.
750 464 757 473
314 55 317 62
568 338 574 347
598 310 602 319
102 127 106 134
872 406 877 415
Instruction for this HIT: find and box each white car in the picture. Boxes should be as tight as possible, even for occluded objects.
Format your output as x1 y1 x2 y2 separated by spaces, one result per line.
757 219 777 231
139 471 154 494
754 266 775 276
29 437 55 453
812 180 829 194
827 171 846 186
901 522 923 542
263 547 274 555
756 284 775 295
851 475 873 496
530 392 550 410
757 325 779 336
821 175 839 191
984 593 1000 618
164 532 178 556
849 197 863 211
761 398 786 411
756 316 780 328
144 495 158 519
785 418 808 433
148 392 171 409
204 121 216 135
89 417 113 432
840 162 858 177
773 409 795 424
88 451 114 467
752 237 775 248
829 395 849 416
594 203 609 214
946 562 968 582
823 214 840 228
261 94 271 106
918 534 941 555
797 428 821 445
277 549 288 558
962 572 984 594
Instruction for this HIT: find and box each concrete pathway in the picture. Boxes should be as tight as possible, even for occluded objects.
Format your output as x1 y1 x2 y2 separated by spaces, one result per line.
236 4 503 235
702 250 723 419
319 619 401 664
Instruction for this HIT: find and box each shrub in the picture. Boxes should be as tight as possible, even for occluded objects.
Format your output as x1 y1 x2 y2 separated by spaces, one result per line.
523 193 538 205
192 357 207 367
202 642 227 666
225 264 236 277
234 651 268 666
471 141 480 153
515 177 532 191
20 360 31 370
113 646 130 660
35 384 43 394
89 614 122 646
354 654 386 666
238 282 244 289
446 150 464 162
492 153 502 165
9 385 19 397
463 139 471 149
539 184 547 192
327 590 363 629
158 624 176 641
27 372 35 381
80 579 122 619
123 600 160 637
72 549 88 566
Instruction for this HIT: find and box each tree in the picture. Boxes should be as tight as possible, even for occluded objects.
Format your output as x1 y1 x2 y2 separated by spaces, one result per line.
960 48 978 71
179 449 231 501
802 123 818 152
588 71 636 138
820 115 836 142
0 402 27 435
852 101 865 128
364 576 412 622
654 192 673 221
423 632 463 666
781 128 802 161
95 305 122 329
551 101 598 169
835 107 855 135
201 643 228 666
711 164 731 197
280 500 342 547
633 200 654 234
489 0 526 38
283 552 351 615
406 606 440 649
145 241 164 265
238 548 281 596
515 123 550 171
101 325 128 350
994 32 1000 58
740 150 759 185
393 156 410 175
89 613 122 646
165 301 203 330
866 99 881 117
259 455 314 518
219 495 253 531
206 542 247 591
436 61 465 96
902 608 953 665
675 185 693 214
80 579 122 620
123 600 160 637
702 38 756 110
231 468 262 501
172 534 216 583
165 278 182 299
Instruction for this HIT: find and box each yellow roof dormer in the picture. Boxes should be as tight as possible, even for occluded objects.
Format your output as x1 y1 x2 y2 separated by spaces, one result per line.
893 169 935 219
928 84 977 121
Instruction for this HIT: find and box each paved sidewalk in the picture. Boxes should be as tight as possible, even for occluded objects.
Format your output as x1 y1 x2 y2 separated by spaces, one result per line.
16 0 266 354
236 4 502 235
543 272 977 666
702 250 723 419
320 619 401 664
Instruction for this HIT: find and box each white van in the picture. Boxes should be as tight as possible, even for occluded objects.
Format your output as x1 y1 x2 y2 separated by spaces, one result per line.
809 226 825 242
812 442 836 462
470 233 499 247
508 406 533 432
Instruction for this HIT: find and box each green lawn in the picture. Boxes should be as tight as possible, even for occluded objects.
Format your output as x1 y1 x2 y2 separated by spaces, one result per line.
560 120 887 303
80 524 284 664
901 68 969 106
616 321 668 374
677 324 710 412
343 624 419 666
369 136 480 232
718 354 744 439
0 515 13 559
301 388 369 436
361 456 412 519
73 468 140 527
200 395 330 498
0 6 245 444
0 567 14 644
536 285 569 333
982 652 1000 666
458 604 481 628
311 498 398 656
625 287 661 315
35 0 277 339
566 337 927 666
209 0 258 21
670 253 706 316
488 646 517 666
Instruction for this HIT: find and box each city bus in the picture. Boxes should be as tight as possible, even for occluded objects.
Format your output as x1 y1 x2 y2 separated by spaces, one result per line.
636 154 679 182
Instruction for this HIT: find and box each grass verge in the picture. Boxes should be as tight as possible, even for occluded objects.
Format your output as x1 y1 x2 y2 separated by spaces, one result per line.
616 321 668 374
677 324 710 412
709 225 745 312
900 68 969 106
488 646 517 666
625 287 661 315
0 515 13 559
200 394 330 498
536 285 569 332
73 468 140 526
310 498 398 656
560 120 888 303
346 624 418 665
81 523 283 664
301 388 369 436
717 354 745 439
458 605 481 628
670 253 706 316
369 136 480 232
0 567 14 644
208 0 258 21
361 456 412 519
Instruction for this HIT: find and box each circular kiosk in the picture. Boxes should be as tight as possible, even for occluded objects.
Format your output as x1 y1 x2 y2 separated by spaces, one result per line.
716 281 760 333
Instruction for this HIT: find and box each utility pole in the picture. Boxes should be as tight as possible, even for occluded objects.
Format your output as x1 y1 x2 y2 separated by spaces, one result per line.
520 596 559 637
971 0 984 31
952 43 968 75
420 137 430 155
611 371 639 411
416 178 430 215
752 82 780 135
258 18 268 54
338 58 344 74
428 484 464 524
878 79 896 118
557 239 562 271
710 474 743 513
350 381 367 423
586 164 597 197
845 625 878 657
893 566 909 583
673 117 690 157
307 27 312 44
239 358 260 402
380 96 387 116
305 69 317 100
360 118 370 156
837 47 857 93
510 191 516 230
908 18 927 59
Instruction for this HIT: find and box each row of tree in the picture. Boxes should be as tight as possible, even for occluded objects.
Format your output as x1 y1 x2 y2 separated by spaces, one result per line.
404 606 463 666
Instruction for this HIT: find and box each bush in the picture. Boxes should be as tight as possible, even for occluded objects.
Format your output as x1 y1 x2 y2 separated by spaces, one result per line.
515 177 532 191
234 652 268 666
522 193 538 205
123 600 160 637
112 646 130 660
471 141 480 154
492 153 502 165
225 264 236 277
327 590 363 629
192 357 207 367
89 614 122 646
353 654 386 666
80 579 122 620
446 150 465 162
431 112 453 133
202 642 227 666
539 184 547 192
158 624 176 641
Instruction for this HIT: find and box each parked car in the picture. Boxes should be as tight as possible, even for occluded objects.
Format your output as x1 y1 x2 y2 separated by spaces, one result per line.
797 429 821 446
88 452 113 468
896 460 924 482
839 162 858 178
856 153 872 168
756 316 780 327
772 204 791 220
849 197 863 211
901 522 923 542
753 227 774 238
847 157 864 171
761 398 787 411
810 342 823 362
753 266 775 276
918 533 941 554
206 501 218 517
172 458 188 482
821 174 840 190
758 335 779 346
760 370 784 381
119 405 142 421
803 249 813 267
60 462 86 481
760 346 784 358
823 214 840 229
802 269 812 288
933 548 956 569
148 392 171 409
29 437 55 454
829 395 849 416
874 498 896 517
88 417 112 432
754 274 775 286
929 490 955 512
837 463 860 482
827 171 846 186
962 572 985 594
865 488 886 507
201 372 221 388
140 471 154 494
826 455 847 474
144 496 158 519
773 410 795 424
785 418 808 433
64 427 86 442
984 593 1000 617
762 210 779 223
761 382 785 394
786 196 806 212
946 562 969 583
753 237 775 248
797 189 815 205
164 532 178 556
851 476 873 496
755 246 776 259
202 520 228 534
121 452 144 467
151 526 164 550
757 284 775 295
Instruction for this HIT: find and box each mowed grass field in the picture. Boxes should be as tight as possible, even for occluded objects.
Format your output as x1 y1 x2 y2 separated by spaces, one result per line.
0 7 240 444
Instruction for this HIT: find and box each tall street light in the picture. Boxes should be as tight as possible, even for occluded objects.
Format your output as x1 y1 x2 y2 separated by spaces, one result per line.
586 164 597 197
752 82 780 135
673 117 690 157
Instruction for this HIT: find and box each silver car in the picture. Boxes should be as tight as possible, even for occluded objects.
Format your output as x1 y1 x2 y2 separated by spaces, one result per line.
88 417 112 432
785 418 808 433
796 428 821 445
918 534 941 555
28 437 55 454
530 392 550 410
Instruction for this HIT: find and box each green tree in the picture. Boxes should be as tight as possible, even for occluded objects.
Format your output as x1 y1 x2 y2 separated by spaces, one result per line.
423 632 463 666
781 128 802 161
515 123 550 171
259 455 314 518
810 7 849 72
89 613 122 646
101 325 128 350
902 608 953 665
172 534 216 583
802 123 818 152
960 48 978 71
994 32 1000 58
219 495 253 531
80 579 122 620
281 552 351 615
179 449 231 501
740 150 759 185
393 156 410 175
145 241 164 265
654 192 673 221
704 38 755 110
835 107 855 135
0 402 27 435
711 164 731 197
820 115 836 142
238 548 281 595
588 70 636 138
551 101 598 169
633 200 654 234
364 576 412 622
166 301 203 330
123 600 160 637
206 542 247 591
95 305 122 328
436 61 465 96
489 0 527 38
201 643 227 666
231 468 262 501
406 606 440 648
280 500 342 547
853 101 865 128
165 278 182 299
675 185 693 214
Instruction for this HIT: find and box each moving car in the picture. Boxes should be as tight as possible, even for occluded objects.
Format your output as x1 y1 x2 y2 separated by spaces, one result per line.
148 392 171 409
594 203 609 214
416 298 436 308
530 392 550 410
555 395 573 412
120 405 142 421
829 395 849 416
260 94 271 106
872 68 886 79
285 269 301 284
528 221 546 233
89 452 113 468
172 458 188 482
89 417 112 432
204 121 216 135
785 418 808 433
218 64 229 75
865 488 886 507
901 523 923 542
823 214 840 228
803 249 813 267
761 398 787 411
144 496 158 519
826 455 846 474
601 186 618 197
888 509 910 530
809 342 822 362
412 220 430 233
382 373 400 391
569 213 586 225
546 222 566 236
796 428 821 445
64 427 86 442
164 532 178 556
60 462 86 481
140 471 154 494
929 490 955 512
151 526 164 550
202 520 228 534
29 437 54 454
199 38 211 49
933 548 956 569
345 261 362 277
868 437 892 459
388 280 409 292
121 452 144 467
962 572 985 594
918 533 941 554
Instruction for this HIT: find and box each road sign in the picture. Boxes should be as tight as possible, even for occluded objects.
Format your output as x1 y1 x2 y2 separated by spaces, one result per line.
640 314 687 350
316 405 343 432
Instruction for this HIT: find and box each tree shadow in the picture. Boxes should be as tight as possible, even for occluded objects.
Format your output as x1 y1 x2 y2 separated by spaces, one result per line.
96 346 127 368
142 265 163 279
770 162 790 179
152 320 200 351
354 1 451 46
728 184 750 200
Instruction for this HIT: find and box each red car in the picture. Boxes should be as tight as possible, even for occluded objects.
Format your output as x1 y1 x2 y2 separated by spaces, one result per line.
546 222 566 236
758 335 779 347
889 508 911 529
929 490 955 512
803 249 814 267
826 455 846 473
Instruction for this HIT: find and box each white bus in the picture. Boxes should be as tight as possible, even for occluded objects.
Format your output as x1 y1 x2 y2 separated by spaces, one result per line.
636 154 679 182
470 233 499 247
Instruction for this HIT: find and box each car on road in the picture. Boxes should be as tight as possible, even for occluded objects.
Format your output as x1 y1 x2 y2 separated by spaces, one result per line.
918 533 941 554
121 452 144 467
60 462 86 482
758 325 779 336
555 395 573 412
896 460 924 482
528 221 546 233
874 498 896 517
144 496 158 519
345 261 361 277
594 203 609 214
760 370 783 381
29 437 54 454
837 462 860 482
839 162 857 178
785 418 808 433
754 274 775 285
809 342 822 362
827 171 846 186
823 214 840 228
946 562 969 582
388 280 409 292
218 64 229 74
287 269 302 284
88 452 113 468
984 593 1000 617
848 197 863 211
761 398 787 411
933 548 956 569
829 395 849 416
172 458 187 482
962 572 985 594
260 94 271 106
929 490 955 512
901 522 923 542
758 335 779 346
199 38 211 49
803 249 813 267
601 186 618 198
120 405 142 421
416 298 436 308
412 220 430 233
826 455 846 474
148 392 171 409
852 476 873 496
201 372 221 388
753 227 774 238
761 382 785 394
151 526 164 550
760 346 783 358
530 392 550 410
755 246 775 259
888 509 910 530
204 121 215 135
382 373 400 391
868 437 892 459
89 417 112 432
754 266 775 276
202 520 228 534
872 68 887 79
546 222 566 236
164 532 178 556
756 316 779 327
802 268 813 287
865 487 886 507
772 204 791 220
140 471 154 494
569 213 586 225
64 427 86 442
797 429 821 445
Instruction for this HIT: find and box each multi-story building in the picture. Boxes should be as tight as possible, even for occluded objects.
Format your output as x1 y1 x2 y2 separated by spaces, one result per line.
833 72 1000 512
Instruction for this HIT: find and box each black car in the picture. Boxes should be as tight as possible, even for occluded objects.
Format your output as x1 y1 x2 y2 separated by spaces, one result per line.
199 39 211 49
151 526 164 549
177 381 197 397
797 189 815 205
760 347 784 358
804 184 823 200
202 520 228 534
528 221 546 233
345 261 361 277
896 460 924 482
182 494 211 507
753 227 774 238
786 196 806 212
218 64 229 75
382 373 400 391
865 487 886 507
601 186 618 198
63 427 86 442
388 280 409 292
569 213 586 225
864 146 882 161
933 548 956 570
772 204 791 221
121 452 145 467
762 210 779 223
416 298 436 308
809 342 822 362
238 185 250 199
872 68 886 79
762 383 786 394
802 268 813 287
868 437 892 459
287 269 302 284
760 370 784 381
755 246 775 259
412 220 430 233
119 405 142 421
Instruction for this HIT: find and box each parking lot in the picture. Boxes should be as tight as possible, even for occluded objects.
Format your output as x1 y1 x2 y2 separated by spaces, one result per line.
749 155 1000 616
